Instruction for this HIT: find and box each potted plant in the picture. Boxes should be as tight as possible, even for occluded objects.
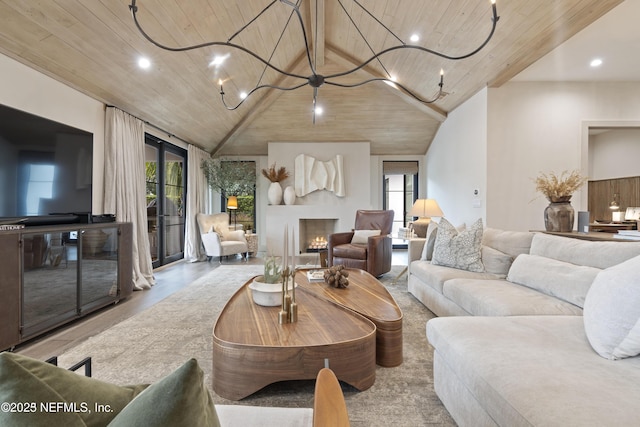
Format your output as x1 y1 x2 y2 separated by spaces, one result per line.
201 157 255 199
534 170 587 232
249 256 286 306
261 163 289 205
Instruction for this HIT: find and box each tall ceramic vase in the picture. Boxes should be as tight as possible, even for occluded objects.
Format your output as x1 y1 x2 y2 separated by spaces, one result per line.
267 181 283 205
544 197 575 232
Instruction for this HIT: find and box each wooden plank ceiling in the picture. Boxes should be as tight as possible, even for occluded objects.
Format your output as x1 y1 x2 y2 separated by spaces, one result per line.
0 0 623 156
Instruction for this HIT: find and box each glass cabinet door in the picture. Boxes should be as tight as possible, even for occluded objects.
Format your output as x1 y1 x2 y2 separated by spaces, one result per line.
21 231 77 338
80 227 119 312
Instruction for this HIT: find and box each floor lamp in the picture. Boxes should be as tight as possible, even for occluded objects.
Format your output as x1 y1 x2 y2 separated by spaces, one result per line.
409 199 444 238
227 196 238 228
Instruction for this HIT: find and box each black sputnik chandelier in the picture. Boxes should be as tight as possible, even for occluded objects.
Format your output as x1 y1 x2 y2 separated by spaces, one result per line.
129 0 499 123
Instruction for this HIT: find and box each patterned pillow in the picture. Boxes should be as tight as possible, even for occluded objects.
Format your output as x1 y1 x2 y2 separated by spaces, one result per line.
431 218 484 272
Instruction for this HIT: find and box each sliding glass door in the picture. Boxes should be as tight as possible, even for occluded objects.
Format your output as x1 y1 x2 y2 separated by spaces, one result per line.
145 134 187 268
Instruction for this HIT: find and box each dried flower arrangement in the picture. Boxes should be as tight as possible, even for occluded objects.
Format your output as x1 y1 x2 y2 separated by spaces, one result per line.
261 163 289 183
534 170 587 203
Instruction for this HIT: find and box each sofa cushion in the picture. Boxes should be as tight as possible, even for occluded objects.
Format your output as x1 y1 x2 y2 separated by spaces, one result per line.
109 358 220 427
507 254 600 308
409 261 499 294
333 243 367 259
215 405 313 427
0 352 147 427
351 229 380 244
442 278 583 316
583 254 640 360
530 233 640 269
482 228 534 258
426 316 640 427
481 246 513 278
432 218 484 272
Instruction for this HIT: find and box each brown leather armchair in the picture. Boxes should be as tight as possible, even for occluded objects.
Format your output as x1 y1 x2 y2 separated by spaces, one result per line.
328 209 394 277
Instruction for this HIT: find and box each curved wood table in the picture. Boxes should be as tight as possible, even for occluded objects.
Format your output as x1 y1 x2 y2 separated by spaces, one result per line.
212 279 377 400
296 268 404 367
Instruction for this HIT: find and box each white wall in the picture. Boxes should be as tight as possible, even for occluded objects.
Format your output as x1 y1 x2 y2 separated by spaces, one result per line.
0 53 106 213
426 88 488 227
487 82 640 231
589 128 640 180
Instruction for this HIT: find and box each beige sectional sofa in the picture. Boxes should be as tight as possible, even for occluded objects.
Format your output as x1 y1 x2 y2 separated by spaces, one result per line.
408 226 640 426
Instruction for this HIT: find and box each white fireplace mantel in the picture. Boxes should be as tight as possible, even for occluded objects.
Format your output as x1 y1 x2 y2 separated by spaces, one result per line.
265 142 371 257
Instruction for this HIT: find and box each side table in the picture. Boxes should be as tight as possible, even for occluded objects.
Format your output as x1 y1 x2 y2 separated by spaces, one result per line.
245 233 258 257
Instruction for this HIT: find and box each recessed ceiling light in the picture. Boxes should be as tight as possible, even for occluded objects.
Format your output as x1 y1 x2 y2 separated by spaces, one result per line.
590 58 603 67
209 53 230 67
410 34 420 43
240 92 247 99
138 57 151 69
315 106 323 115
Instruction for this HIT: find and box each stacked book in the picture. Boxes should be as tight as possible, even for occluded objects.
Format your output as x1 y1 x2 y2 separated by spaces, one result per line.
614 230 640 240
397 227 415 239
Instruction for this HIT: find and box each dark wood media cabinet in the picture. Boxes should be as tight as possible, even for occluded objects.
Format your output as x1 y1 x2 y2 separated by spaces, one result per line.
0 222 132 350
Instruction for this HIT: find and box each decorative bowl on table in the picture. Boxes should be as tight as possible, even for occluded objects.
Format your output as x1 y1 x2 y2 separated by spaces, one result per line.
249 275 297 306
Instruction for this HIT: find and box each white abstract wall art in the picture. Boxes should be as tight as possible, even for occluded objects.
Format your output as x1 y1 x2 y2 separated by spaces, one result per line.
294 154 345 198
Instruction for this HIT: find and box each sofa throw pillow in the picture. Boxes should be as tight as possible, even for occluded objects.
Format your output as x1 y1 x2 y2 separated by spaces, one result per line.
351 229 381 244
431 218 484 272
0 352 147 427
420 221 438 261
583 254 640 360
108 358 220 427
481 246 513 278
507 254 600 308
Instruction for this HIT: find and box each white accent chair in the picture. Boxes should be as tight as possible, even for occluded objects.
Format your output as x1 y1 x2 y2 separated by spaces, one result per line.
196 213 248 262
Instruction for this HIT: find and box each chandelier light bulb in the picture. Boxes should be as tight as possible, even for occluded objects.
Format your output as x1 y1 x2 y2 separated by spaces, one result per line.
137 57 150 69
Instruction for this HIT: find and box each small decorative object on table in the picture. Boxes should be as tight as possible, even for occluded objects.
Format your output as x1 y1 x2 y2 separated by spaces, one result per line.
307 270 325 282
249 256 284 306
534 170 587 232
278 224 298 324
324 265 350 288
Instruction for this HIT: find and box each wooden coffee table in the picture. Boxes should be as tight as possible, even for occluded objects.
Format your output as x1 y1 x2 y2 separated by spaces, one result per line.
296 268 403 367
212 268 402 400
212 278 377 400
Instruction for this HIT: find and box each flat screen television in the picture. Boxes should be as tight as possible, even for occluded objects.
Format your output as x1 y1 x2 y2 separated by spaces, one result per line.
0 104 93 225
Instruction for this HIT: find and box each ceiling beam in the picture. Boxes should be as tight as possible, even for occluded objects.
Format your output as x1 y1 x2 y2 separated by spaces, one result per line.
309 0 325 68
326 45 447 122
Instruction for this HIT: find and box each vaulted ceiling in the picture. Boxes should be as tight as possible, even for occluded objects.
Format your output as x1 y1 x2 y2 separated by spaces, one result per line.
0 0 623 155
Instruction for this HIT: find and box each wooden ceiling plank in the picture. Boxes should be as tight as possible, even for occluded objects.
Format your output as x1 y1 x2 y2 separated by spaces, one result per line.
490 0 623 87
211 51 310 155
326 45 447 122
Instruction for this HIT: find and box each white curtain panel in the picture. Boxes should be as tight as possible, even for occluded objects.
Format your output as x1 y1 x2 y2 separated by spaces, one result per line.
184 145 211 262
104 107 155 290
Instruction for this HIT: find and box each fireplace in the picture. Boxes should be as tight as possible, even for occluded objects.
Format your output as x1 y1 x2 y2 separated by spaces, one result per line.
299 219 338 253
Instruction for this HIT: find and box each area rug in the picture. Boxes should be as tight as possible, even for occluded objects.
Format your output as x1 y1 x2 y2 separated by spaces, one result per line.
58 265 455 426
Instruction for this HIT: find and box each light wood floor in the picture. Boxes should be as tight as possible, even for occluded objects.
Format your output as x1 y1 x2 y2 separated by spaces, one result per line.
16 250 407 361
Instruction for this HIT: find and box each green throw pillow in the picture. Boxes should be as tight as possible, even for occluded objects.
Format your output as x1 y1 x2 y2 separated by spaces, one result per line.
0 352 147 427
108 358 220 427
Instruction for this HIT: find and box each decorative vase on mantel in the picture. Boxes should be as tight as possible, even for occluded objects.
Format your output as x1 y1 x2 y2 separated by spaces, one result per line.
544 196 575 232
267 181 283 205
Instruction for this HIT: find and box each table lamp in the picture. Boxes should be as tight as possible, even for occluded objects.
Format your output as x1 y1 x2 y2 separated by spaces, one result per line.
409 199 444 238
